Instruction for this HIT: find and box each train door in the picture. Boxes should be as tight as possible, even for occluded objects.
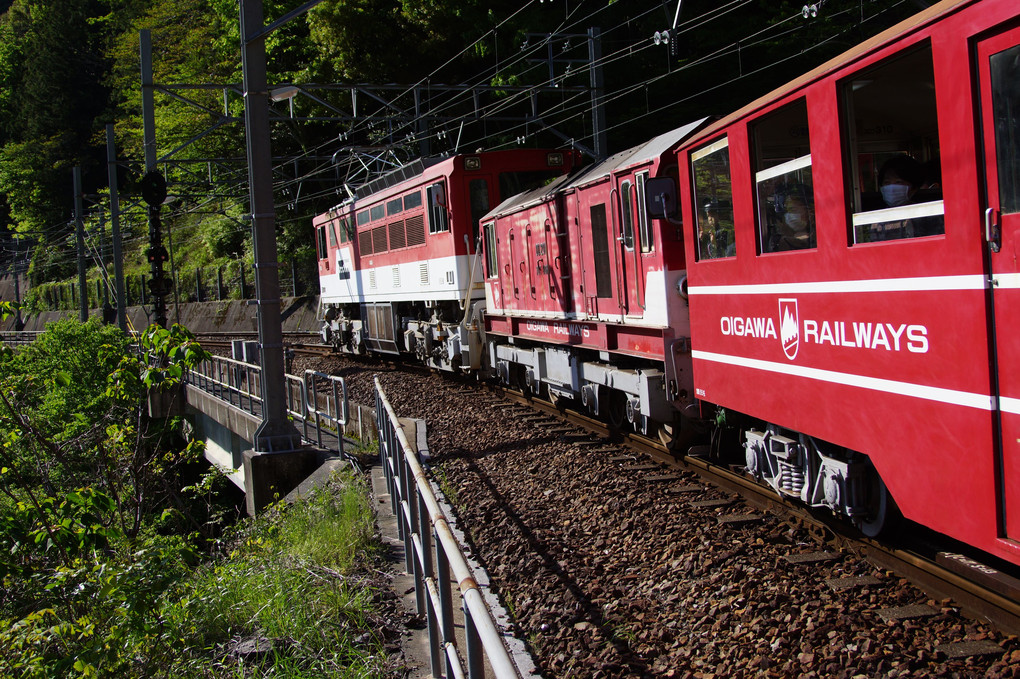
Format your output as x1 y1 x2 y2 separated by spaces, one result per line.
616 172 654 318
977 26 1020 540
579 192 625 321
506 215 533 312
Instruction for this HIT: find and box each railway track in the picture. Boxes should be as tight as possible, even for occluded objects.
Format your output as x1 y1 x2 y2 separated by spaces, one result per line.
497 385 1020 639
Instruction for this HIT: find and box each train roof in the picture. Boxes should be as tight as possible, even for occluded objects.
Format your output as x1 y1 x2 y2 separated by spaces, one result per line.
681 0 972 150
484 118 710 220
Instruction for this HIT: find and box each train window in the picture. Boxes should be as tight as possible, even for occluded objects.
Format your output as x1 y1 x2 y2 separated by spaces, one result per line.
470 179 490 248
356 210 370 227
483 223 498 279
427 182 449 234
636 172 652 253
590 204 613 298
843 43 944 243
338 216 351 244
691 137 736 260
990 44 1020 214
620 180 635 250
327 220 338 248
404 191 423 210
370 204 385 222
386 198 403 216
753 99 815 252
499 170 560 201
316 225 328 260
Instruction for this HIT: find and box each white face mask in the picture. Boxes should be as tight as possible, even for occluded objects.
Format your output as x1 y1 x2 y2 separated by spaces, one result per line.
784 212 808 232
881 183 911 207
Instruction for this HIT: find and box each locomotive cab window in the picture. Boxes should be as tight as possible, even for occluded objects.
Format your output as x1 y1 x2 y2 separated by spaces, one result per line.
427 182 449 234
470 179 491 249
620 179 635 250
753 99 815 252
691 137 736 260
316 225 328 260
636 171 652 253
843 43 944 243
483 222 498 279
327 220 338 248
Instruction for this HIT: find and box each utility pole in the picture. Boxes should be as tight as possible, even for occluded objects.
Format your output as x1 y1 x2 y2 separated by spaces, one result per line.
140 30 170 327
107 124 128 331
588 27 608 161
240 0 304 453
73 166 88 323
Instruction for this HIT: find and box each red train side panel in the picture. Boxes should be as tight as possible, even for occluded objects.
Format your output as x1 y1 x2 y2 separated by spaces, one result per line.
677 0 1020 564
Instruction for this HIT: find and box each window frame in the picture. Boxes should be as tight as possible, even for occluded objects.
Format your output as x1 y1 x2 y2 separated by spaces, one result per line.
840 41 945 245
690 136 736 261
636 171 652 253
483 222 498 279
427 181 450 234
620 179 635 251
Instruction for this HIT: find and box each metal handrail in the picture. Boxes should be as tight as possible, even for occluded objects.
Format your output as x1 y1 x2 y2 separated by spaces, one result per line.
185 355 347 457
375 377 520 679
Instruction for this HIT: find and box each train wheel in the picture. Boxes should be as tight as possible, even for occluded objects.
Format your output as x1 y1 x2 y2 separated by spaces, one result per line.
606 389 628 430
515 365 532 399
856 469 891 538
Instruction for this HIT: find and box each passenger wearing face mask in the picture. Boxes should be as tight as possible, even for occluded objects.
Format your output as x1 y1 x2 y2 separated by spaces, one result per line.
769 184 816 252
873 154 925 240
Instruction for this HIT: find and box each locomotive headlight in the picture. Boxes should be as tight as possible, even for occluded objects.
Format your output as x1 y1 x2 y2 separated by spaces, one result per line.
546 152 564 167
464 156 482 171
675 274 688 300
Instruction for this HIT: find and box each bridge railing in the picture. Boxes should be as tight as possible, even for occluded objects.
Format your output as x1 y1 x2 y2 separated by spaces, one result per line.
186 355 348 457
375 377 520 679
0 331 43 348
285 369 348 453
187 353 263 416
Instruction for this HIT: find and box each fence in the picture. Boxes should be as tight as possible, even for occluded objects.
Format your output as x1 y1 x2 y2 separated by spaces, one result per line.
375 376 521 679
31 259 313 313
186 354 350 457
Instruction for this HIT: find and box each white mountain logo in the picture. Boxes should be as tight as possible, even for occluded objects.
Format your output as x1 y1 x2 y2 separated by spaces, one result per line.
779 298 799 360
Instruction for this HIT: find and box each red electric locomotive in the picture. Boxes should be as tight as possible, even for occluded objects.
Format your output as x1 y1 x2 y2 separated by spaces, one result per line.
673 0 1020 564
314 149 579 371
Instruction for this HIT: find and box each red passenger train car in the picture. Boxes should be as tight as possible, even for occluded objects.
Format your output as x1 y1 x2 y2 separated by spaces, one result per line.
674 0 1020 563
314 149 579 370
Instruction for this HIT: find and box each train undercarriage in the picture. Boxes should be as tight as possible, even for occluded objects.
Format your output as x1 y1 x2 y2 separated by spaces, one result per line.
742 424 891 536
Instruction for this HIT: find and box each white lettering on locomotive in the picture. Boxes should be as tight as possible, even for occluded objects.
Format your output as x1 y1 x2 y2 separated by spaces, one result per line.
525 321 591 339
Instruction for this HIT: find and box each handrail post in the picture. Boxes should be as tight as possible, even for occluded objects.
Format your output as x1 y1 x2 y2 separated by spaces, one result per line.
465 603 484 679
410 488 426 618
437 538 456 679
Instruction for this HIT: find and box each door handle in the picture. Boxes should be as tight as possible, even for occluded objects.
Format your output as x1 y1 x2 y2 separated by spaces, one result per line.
986 207 1000 253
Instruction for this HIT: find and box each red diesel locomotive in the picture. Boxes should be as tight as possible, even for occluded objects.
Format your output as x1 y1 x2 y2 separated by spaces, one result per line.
317 0 1020 567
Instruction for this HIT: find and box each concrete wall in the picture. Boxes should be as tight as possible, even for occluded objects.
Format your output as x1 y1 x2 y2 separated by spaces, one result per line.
0 295 322 335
